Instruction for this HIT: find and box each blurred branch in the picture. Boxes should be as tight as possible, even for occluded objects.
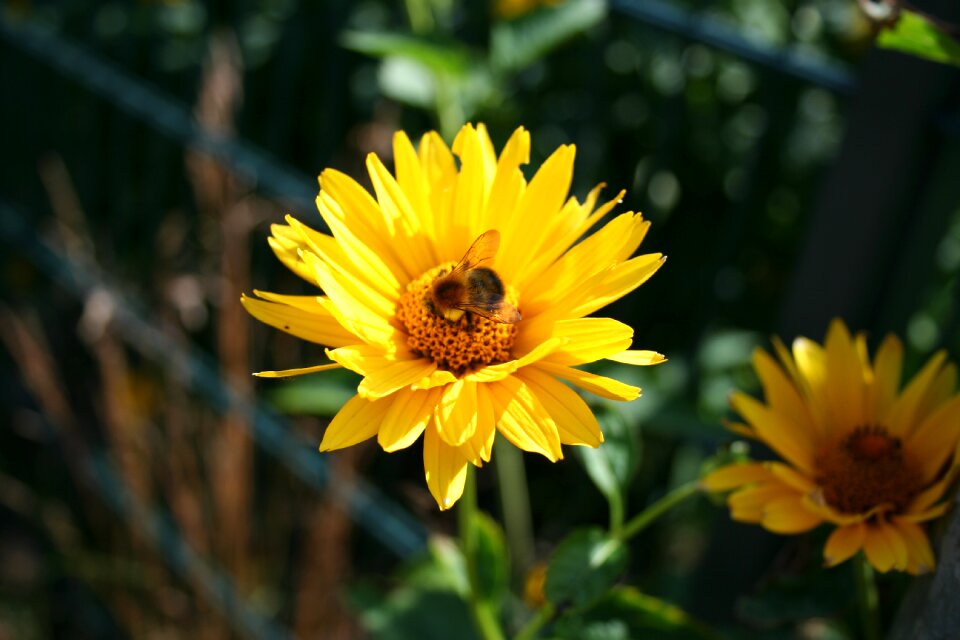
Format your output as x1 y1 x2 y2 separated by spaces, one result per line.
0 199 429 558
188 29 256 593
610 0 856 94
0 17 317 214
888 488 960 639
859 0 960 36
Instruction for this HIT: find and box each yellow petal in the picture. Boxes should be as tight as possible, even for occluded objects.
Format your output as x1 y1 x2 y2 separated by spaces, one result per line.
869 334 902 423
725 420 757 439
536 362 641 402
462 383 498 464
253 362 342 378
917 362 957 421
365 152 436 276
606 350 667 366
542 318 634 366
296 208 402 301
317 169 411 279
423 423 469 511
418 131 458 245
822 319 866 432
730 391 814 473
905 473 954 513
326 345 436 399
498 144 576 282
319 394 392 451
513 187 628 292
483 126 530 238
299 251 396 346
802 491 870 526
905 395 960 482
437 379 479 447
887 351 948 437
700 462 773 492
268 225 318 284
488 376 563 462
762 494 822 534
753 349 821 440
392 130 435 244
862 522 906 573
450 124 490 251
899 502 949 523
766 462 816 493
566 253 666 319
728 483 794 523
792 337 830 428
241 293 357 347
464 337 564 383
891 519 935 575
517 367 603 447
823 523 866 567
378 387 441 452
412 369 460 390
522 212 649 314
296 237 397 320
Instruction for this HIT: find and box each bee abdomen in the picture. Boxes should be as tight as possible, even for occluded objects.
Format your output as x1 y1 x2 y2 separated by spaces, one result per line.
467 267 504 297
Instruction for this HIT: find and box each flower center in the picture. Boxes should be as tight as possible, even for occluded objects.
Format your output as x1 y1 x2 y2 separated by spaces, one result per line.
815 426 924 515
396 264 518 376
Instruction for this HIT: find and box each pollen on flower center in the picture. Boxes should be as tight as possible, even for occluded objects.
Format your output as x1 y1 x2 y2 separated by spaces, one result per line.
396 264 519 376
815 426 925 515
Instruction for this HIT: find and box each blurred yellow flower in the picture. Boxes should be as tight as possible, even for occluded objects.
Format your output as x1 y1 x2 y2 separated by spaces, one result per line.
243 123 665 510
494 0 563 20
704 319 960 575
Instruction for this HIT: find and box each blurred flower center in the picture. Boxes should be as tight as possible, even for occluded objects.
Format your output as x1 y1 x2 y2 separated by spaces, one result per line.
815 426 924 515
396 264 518 376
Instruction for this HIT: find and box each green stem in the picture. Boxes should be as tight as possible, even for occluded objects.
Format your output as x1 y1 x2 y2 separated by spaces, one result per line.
514 603 555 640
458 468 506 640
494 439 535 577
618 481 700 542
403 0 433 33
434 76 465 142
854 553 881 640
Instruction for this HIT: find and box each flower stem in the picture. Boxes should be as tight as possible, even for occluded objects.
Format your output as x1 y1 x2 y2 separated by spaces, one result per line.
618 481 700 542
854 553 881 640
514 603 555 640
458 468 506 640
493 439 535 576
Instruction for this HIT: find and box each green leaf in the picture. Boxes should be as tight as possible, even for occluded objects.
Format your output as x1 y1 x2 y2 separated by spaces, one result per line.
469 512 509 606
342 30 475 76
577 412 641 530
378 56 437 109
347 538 479 640
351 586 480 640
584 587 720 640
551 618 632 640
491 0 607 73
736 559 854 628
404 537 470 597
267 371 356 416
545 527 628 608
877 10 960 68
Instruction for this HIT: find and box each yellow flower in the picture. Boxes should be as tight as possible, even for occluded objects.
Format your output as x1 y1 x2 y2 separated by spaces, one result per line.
494 0 563 20
703 319 960 575
242 123 665 510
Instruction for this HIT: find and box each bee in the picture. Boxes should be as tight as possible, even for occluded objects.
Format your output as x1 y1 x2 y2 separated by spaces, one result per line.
427 229 521 325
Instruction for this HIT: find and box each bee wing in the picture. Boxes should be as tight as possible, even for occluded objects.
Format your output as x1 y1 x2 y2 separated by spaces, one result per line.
460 300 521 324
451 229 500 274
